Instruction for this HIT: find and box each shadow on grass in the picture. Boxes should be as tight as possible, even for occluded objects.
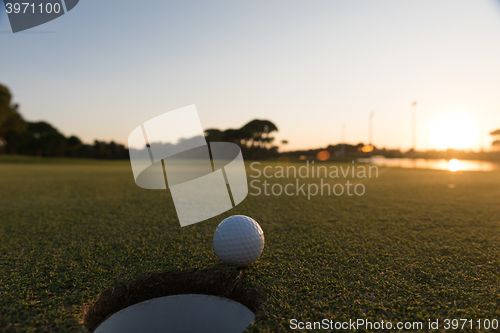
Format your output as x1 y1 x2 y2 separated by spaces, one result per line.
82 267 262 332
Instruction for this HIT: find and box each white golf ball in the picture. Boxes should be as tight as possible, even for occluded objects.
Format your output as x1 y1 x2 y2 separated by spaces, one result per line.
213 215 265 267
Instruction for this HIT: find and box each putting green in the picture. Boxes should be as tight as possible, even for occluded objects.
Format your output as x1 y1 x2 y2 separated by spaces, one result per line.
1 158 499 332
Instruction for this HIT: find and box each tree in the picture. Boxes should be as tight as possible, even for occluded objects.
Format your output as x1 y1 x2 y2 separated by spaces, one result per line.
204 129 223 142
13 121 68 157
205 128 251 145
223 128 252 146
204 119 279 159
67 135 83 157
0 84 27 153
240 119 278 148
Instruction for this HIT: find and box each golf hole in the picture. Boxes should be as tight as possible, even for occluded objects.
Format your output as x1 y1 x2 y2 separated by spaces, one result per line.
83 268 260 332
94 294 255 333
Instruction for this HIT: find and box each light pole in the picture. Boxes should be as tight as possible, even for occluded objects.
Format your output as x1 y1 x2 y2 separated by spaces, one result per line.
369 111 374 145
412 101 417 150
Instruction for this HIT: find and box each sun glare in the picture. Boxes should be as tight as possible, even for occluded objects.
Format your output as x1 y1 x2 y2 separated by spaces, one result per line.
429 113 477 151
448 159 460 172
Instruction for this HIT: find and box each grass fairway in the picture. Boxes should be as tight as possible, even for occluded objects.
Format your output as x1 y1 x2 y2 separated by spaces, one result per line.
1 157 500 332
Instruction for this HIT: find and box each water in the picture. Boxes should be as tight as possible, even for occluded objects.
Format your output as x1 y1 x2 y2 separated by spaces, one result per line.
357 156 499 172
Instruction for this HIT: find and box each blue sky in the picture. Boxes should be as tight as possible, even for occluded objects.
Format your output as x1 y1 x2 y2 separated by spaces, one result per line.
1 0 500 151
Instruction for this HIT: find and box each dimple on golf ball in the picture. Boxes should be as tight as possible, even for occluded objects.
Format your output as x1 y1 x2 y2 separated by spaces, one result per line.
213 215 265 267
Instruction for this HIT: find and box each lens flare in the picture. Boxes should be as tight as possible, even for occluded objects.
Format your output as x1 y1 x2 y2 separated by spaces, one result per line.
361 145 374 153
317 150 330 161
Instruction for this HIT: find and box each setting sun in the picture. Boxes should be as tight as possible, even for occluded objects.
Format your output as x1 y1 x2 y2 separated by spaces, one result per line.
448 159 460 172
429 113 478 151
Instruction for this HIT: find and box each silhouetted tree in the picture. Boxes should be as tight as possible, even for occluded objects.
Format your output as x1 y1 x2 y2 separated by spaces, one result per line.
0 83 131 159
240 119 278 148
67 136 82 157
0 84 27 153
224 128 252 146
12 121 68 157
204 119 279 159
204 129 224 142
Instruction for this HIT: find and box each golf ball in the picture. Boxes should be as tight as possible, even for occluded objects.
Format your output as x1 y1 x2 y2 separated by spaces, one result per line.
213 215 265 267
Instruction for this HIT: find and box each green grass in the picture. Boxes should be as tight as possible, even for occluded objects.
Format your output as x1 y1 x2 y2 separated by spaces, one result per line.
1 158 500 332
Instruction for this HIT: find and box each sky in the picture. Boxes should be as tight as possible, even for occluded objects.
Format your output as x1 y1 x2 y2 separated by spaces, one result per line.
1 0 500 152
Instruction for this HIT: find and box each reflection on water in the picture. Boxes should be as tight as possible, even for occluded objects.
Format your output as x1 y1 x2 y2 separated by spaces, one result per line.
357 156 499 171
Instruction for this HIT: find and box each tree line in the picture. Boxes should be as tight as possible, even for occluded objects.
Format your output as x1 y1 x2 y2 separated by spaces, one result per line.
0 84 129 159
0 83 281 159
